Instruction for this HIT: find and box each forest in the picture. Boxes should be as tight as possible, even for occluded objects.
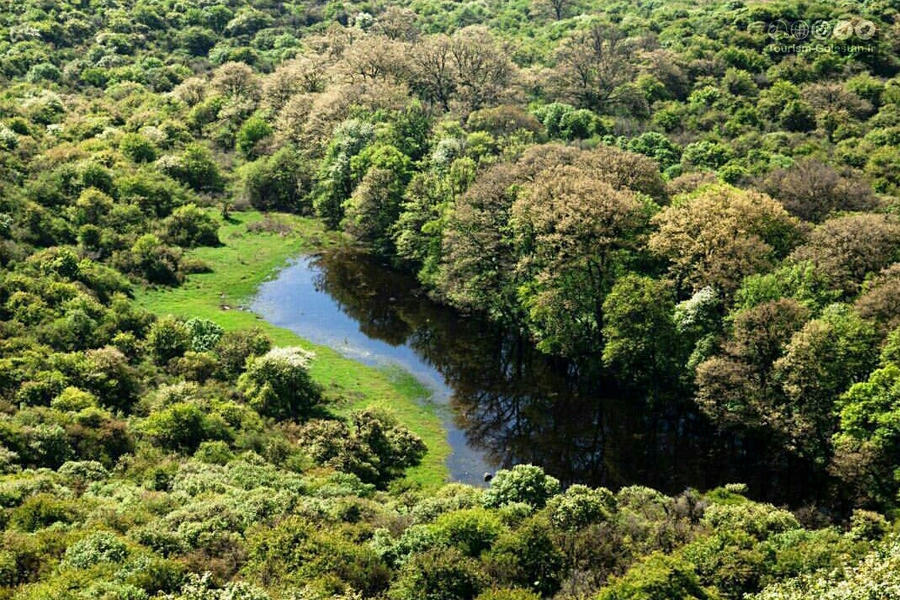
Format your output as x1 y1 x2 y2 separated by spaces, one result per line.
1 0 900 597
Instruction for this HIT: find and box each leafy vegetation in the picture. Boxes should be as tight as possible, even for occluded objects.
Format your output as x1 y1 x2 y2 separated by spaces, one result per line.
1 0 900 597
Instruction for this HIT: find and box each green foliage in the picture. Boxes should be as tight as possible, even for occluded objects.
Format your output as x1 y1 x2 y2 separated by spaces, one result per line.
532 103 604 140
390 547 488 600
627 132 682 171
128 234 183 285
62 532 128 569
547 484 615 531
244 516 390 596
51 387 98 412
833 364 900 505
238 147 312 213
314 119 375 228
602 275 680 395
236 115 273 159
161 144 224 193
9 494 77 532
185 318 224 353
596 552 715 600
298 408 427 487
162 204 220 248
485 516 565 596
137 402 229 453
120 133 158 163
214 328 272 380
433 508 504 557
752 537 900 600
238 347 324 421
1 1 900 598
147 316 191 366
482 465 560 509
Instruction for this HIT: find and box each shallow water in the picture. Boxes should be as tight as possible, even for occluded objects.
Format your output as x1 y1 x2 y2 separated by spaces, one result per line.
251 252 493 484
252 248 830 504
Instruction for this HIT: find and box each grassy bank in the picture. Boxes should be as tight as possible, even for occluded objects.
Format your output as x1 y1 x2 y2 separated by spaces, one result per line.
135 210 450 487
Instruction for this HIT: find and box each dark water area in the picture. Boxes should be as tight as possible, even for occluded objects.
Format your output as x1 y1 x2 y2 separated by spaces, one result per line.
252 247 832 507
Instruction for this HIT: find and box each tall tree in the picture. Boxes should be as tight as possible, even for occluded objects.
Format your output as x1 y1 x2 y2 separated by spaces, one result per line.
649 185 805 296
554 24 634 113
511 164 650 355
602 275 681 397
790 213 900 296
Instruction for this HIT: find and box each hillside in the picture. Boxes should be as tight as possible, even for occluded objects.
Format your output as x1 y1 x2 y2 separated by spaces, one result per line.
0 0 900 598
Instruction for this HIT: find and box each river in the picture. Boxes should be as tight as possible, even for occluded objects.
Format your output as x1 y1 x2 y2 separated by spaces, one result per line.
252 247 830 506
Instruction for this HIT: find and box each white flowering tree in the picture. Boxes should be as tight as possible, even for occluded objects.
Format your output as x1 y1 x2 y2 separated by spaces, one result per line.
237 347 323 421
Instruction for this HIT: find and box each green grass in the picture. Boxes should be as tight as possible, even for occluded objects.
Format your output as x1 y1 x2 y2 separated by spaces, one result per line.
134 211 450 487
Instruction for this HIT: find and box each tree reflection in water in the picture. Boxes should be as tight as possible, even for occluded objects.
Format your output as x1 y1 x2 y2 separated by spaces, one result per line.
306 247 832 507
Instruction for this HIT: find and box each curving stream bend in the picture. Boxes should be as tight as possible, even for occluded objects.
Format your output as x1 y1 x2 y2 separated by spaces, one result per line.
252 248 830 505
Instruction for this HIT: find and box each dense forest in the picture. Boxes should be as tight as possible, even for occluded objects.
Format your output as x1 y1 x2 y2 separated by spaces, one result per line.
1 0 900 597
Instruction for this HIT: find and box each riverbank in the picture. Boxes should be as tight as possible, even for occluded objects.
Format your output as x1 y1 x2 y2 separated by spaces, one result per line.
134 210 451 487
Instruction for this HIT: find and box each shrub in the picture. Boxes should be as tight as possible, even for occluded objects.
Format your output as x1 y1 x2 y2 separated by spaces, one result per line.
162 204 219 248
62 531 128 569
146 316 191 366
26 62 61 83
9 494 77 532
120 133 158 163
389 547 488 600
185 318 224 352
159 143 223 193
238 147 312 213
485 516 565 596
298 409 427 487
137 402 229 453
482 465 561 509
215 328 272 380
433 508 504 557
596 553 715 600
466 106 543 138
547 485 616 531
238 347 324 420
236 115 273 158
128 234 182 285
51 387 98 412
194 441 234 465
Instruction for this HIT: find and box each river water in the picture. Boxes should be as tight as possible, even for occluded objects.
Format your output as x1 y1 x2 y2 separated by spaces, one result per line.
252 248 829 505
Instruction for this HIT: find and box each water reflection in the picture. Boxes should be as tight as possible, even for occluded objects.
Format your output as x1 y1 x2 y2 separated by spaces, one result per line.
255 247 831 506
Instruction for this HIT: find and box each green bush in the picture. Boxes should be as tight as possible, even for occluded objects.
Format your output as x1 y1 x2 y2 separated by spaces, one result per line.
146 316 191 366
160 143 223 193
433 508 504 557
137 402 230 453
389 547 488 600
62 531 128 569
162 204 219 248
238 347 324 420
597 553 715 600
482 465 561 509
548 484 615 531
214 328 272 380
9 494 77 532
238 147 312 213
236 115 273 158
120 133 158 163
